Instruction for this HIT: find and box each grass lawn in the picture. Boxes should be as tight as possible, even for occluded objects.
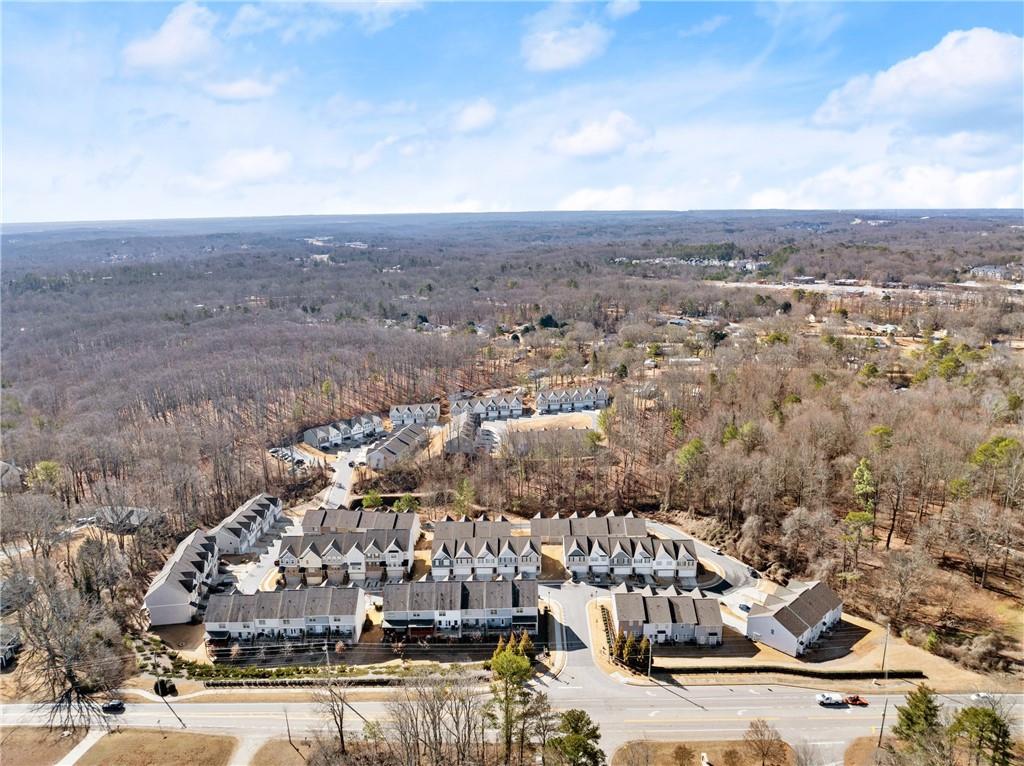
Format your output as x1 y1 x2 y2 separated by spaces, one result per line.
614 740 795 766
252 738 316 766
845 736 891 766
0 726 88 766
75 728 237 766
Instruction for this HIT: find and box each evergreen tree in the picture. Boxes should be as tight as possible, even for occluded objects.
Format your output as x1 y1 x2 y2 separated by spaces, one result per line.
550 709 605 766
511 632 524 655
950 706 1012 766
493 635 506 661
892 685 942 747
622 633 637 667
637 636 651 671
518 630 536 659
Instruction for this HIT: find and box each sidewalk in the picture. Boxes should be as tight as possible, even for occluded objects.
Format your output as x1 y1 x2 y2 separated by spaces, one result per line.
54 729 104 766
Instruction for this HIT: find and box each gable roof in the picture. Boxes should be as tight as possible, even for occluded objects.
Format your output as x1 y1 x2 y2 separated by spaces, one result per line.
145 529 218 600
206 587 363 625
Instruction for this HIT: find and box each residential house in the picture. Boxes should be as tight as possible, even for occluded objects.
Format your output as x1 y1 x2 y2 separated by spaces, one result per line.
530 512 646 544
450 394 524 421
303 414 385 451
94 505 156 533
204 586 366 645
744 580 843 657
433 516 513 539
563 536 698 581
535 387 610 414
277 529 414 585
366 424 428 470
302 507 420 542
390 403 441 426
143 530 219 626
209 494 283 555
612 586 722 645
431 536 541 580
382 580 538 638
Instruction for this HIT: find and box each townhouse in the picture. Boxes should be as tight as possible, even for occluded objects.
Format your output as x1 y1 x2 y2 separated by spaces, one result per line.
744 580 843 657
303 413 386 451
277 529 414 585
390 403 441 426
450 394 524 421
535 386 610 414
431 535 541 580
530 512 646 544
204 586 366 645
302 507 420 543
433 516 513 539
366 423 428 470
563 536 698 581
209 493 283 555
612 585 723 645
144 530 219 626
382 579 538 638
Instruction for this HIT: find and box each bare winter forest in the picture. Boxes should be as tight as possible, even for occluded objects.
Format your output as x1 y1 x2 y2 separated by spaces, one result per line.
1 209 1023 692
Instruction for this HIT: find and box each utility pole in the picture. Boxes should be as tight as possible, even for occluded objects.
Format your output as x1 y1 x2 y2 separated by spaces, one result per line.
875 695 889 757
874 622 890 686
647 639 652 678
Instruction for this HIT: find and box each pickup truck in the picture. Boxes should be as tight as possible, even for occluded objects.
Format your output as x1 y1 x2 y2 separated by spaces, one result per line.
815 693 844 706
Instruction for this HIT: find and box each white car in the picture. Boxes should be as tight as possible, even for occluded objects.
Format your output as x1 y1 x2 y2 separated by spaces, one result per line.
970 692 995 703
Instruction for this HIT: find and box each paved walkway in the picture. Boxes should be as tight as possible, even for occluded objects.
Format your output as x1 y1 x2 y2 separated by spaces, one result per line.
54 729 104 766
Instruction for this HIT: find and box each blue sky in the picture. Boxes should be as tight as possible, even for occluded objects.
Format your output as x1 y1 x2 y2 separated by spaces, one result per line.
3 1 1022 222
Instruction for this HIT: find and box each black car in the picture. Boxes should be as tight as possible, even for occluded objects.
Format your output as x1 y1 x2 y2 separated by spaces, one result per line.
101 700 125 714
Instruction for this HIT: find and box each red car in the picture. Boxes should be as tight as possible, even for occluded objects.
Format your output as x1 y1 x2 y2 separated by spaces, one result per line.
843 695 869 707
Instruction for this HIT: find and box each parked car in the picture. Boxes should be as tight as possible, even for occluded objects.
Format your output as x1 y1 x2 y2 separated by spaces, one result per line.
738 603 751 613
748 567 760 578
843 695 869 706
101 700 125 714
815 693 843 706
711 547 723 555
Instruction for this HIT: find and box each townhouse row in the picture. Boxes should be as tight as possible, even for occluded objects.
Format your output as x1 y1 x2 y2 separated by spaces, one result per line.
431 535 541 579
535 386 610 414
382 579 538 638
143 530 219 626
204 586 366 643
209 493 283 555
302 414 386 451
564 535 699 580
744 580 843 657
612 585 723 646
277 529 415 585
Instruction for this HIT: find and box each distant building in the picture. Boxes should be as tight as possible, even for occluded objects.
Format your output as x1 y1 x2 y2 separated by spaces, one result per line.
209 494 282 555
303 414 385 451
450 394 524 421
94 505 156 533
366 423 428 470
535 386 610 414
744 580 843 657
144 530 219 626
390 403 441 427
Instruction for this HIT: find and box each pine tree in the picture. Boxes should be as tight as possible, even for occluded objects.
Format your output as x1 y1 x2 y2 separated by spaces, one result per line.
518 630 536 659
637 636 651 671
622 633 638 667
511 632 524 655
892 684 941 746
493 635 506 662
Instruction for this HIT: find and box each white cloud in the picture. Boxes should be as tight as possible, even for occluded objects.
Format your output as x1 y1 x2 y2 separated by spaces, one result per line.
227 1 422 41
123 1 218 70
350 136 399 173
815 28 1023 127
204 73 287 101
186 146 292 192
679 15 729 38
453 98 497 133
551 111 645 157
749 161 1023 209
606 0 640 21
521 7 612 72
